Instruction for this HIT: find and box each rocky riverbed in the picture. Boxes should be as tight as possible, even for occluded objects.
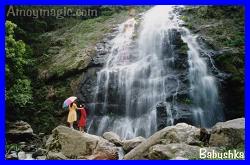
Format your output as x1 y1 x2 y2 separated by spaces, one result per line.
6 118 245 160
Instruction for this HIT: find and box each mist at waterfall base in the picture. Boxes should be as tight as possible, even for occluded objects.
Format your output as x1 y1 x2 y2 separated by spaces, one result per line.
85 6 224 139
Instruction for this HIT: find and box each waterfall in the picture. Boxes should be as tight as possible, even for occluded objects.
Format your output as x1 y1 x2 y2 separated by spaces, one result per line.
89 5 223 138
181 27 224 127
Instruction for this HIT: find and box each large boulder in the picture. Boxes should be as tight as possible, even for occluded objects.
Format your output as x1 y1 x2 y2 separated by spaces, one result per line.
209 118 245 147
103 132 122 146
47 152 68 160
148 143 200 159
123 123 200 160
81 147 118 160
6 121 35 143
45 125 118 160
148 143 218 160
122 136 146 153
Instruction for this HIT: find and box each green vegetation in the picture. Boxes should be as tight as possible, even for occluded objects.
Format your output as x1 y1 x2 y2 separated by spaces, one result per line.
6 6 147 134
6 21 33 109
178 44 189 55
6 143 21 154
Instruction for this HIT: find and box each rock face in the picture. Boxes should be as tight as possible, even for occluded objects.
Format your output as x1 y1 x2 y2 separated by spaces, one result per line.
45 125 118 160
209 118 245 147
6 121 35 143
122 136 145 153
103 132 122 146
156 102 173 130
123 123 200 160
76 31 117 106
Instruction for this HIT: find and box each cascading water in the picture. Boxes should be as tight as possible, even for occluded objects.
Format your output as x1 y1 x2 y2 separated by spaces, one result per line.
181 27 224 127
88 5 223 139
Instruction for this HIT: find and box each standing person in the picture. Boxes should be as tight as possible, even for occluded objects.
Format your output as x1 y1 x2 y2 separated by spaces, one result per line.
78 104 87 133
67 101 78 129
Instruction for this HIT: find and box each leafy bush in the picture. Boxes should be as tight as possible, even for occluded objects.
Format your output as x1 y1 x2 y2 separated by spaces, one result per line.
6 143 21 154
6 21 33 109
6 79 33 108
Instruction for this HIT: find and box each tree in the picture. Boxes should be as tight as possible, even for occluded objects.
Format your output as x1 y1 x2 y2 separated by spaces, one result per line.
5 21 33 109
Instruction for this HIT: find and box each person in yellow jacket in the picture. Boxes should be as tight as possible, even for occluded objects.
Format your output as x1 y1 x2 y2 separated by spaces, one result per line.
67 102 78 129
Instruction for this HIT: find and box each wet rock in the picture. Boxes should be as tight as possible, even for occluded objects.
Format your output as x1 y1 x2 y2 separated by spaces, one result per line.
6 121 35 143
156 102 172 130
32 148 47 158
122 136 145 153
103 132 122 146
173 106 193 125
76 67 99 104
20 144 36 152
17 151 26 160
209 118 244 147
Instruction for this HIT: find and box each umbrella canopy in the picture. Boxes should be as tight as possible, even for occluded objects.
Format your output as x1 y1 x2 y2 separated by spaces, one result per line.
63 96 77 108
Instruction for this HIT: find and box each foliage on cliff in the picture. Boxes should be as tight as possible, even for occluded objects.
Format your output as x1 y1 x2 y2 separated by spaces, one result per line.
180 6 244 119
5 6 147 133
6 21 33 110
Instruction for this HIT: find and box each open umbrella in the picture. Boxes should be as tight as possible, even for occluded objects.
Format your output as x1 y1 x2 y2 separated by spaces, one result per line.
63 96 77 108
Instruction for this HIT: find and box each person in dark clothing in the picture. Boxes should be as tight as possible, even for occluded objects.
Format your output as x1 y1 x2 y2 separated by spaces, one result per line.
78 104 87 133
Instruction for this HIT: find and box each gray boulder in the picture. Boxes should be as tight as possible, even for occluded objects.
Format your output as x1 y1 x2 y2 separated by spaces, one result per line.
46 125 118 160
122 136 145 153
209 118 245 147
123 123 200 159
103 132 122 146
148 143 201 159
